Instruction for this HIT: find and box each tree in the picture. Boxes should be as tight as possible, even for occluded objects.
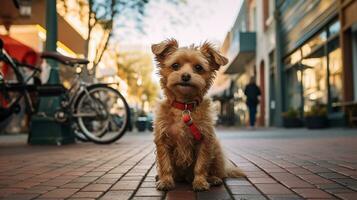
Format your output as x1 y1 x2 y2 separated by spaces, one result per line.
58 0 147 70
58 0 181 75
111 49 159 110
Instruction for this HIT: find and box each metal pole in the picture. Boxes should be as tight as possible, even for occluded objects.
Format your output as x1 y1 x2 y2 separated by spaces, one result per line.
45 0 59 84
29 0 74 145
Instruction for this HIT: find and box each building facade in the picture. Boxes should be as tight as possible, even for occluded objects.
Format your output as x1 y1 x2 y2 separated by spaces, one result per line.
275 0 357 126
215 0 257 126
255 0 276 126
220 0 357 127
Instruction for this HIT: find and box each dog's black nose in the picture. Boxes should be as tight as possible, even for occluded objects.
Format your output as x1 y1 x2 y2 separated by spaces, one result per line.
181 73 191 82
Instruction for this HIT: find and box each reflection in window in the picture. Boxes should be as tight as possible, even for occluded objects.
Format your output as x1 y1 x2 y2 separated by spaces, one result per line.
302 31 327 57
328 20 340 37
328 41 343 107
284 49 302 66
284 19 344 116
301 47 327 112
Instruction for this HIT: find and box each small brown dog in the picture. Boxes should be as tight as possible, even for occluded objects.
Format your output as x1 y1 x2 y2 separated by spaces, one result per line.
152 39 244 191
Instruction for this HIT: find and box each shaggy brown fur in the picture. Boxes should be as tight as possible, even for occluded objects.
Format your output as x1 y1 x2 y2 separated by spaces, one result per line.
152 39 244 191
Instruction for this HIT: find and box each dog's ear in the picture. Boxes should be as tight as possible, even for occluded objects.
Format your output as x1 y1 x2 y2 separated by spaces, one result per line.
151 38 178 60
200 42 228 70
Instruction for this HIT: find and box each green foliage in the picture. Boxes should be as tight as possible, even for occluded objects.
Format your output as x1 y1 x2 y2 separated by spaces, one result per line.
305 104 327 117
58 0 183 70
112 50 159 109
282 108 300 118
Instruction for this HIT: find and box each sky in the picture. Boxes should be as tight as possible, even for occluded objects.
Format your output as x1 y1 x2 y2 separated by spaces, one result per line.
114 0 243 49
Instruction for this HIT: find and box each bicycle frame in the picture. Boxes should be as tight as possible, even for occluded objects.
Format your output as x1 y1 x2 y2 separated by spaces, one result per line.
1 41 120 125
0 47 38 115
57 66 106 118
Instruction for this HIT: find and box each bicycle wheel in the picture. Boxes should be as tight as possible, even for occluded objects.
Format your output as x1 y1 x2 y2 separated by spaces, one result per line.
73 126 90 142
75 85 130 144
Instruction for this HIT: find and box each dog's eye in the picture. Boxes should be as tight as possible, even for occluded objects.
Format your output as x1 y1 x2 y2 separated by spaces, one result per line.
171 63 180 70
195 65 204 73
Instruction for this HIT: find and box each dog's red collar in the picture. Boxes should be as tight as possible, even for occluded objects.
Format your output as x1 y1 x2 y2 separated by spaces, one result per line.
171 100 202 141
171 100 198 112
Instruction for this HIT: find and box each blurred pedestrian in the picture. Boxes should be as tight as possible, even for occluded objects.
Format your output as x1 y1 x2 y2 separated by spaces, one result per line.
244 77 261 128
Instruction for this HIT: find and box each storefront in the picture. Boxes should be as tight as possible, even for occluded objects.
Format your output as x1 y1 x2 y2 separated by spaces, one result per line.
284 19 343 115
277 0 354 126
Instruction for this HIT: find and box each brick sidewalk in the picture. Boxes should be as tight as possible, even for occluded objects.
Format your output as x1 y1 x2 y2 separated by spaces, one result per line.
0 128 357 200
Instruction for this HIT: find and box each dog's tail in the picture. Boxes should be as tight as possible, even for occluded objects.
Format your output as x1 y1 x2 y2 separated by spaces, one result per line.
225 159 245 178
225 167 245 178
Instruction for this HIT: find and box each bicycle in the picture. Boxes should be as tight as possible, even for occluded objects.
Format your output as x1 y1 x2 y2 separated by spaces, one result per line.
0 39 130 144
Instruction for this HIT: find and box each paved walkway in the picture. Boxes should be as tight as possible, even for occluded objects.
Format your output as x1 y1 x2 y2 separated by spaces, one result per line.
0 128 357 200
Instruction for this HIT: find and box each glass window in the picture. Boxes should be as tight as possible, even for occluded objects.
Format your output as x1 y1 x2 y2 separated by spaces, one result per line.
327 38 343 109
284 49 302 66
328 20 340 37
301 47 328 112
284 21 344 115
302 31 327 57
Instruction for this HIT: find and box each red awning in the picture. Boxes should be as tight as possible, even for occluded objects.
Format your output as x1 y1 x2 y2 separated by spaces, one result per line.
0 35 40 76
0 35 40 65
0 35 41 107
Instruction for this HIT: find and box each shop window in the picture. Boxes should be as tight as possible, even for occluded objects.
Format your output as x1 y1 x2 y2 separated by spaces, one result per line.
302 31 327 57
328 20 340 37
284 49 302 67
328 37 343 108
284 19 344 116
301 47 328 112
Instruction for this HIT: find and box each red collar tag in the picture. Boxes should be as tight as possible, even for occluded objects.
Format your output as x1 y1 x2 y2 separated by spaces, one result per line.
171 100 202 141
182 110 202 141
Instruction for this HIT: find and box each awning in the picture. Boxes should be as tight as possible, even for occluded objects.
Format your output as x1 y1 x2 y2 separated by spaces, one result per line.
225 32 256 74
0 35 39 65
225 51 255 74
0 0 86 55
0 34 40 76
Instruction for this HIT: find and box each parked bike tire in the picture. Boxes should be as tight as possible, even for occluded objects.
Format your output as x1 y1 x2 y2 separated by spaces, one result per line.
75 85 130 144
74 129 91 142
73 97 107 142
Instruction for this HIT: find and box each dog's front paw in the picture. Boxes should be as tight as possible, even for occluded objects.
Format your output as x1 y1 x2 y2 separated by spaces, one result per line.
156 178 175 191
192 178 210 191
208 176 223 186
